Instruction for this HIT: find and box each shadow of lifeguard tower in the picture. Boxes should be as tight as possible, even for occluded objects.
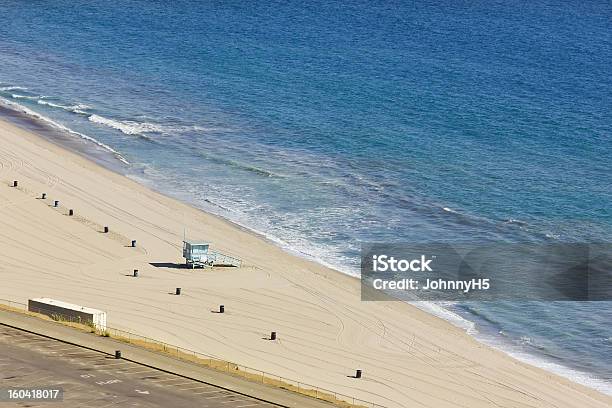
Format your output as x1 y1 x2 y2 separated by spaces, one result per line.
182 240 242 269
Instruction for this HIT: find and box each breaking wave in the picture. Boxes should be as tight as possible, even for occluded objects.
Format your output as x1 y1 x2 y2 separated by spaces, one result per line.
0 97 129 165
88 114 164 135
4 86 221 138
11 94 42 100
0 86 27 91
37 99 91 115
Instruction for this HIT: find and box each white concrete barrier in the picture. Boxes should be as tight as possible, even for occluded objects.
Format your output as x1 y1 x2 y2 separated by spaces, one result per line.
28 298 107 331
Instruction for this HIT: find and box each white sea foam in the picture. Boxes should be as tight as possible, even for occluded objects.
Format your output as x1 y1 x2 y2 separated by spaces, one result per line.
88 114 164 135
5 85 213 142
0 97 129 165
411 301 477 334
37 99 91 114
0 86 27 91
8 87 222 137
475 329 612 395
191 125 228 132
11 94 42 100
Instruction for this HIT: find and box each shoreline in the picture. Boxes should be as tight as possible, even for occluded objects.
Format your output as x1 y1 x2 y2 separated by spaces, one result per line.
449 302 612 396
0 98 356 277
0 110 610 407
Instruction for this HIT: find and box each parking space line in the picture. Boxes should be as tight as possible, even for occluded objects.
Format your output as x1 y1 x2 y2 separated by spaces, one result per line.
166 381 197 387
153 379 189 385
205 394 232 399
95 362 131 368
146 377 186 383
115 366 151 372
123 369 156 375
40 344 73 349
177 384 212 391
193 390 224 395
12 340 45 346
71 356 104 361
221 398 252 404
102 361 133 367
69 351 99 355
47 348 79 353
62 354 99 360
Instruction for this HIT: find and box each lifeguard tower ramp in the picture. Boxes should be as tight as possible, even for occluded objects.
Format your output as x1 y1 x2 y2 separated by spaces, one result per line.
183 240 242 268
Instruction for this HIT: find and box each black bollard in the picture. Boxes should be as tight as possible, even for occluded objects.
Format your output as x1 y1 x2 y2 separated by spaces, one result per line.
54 200 59 207
133 269 139 277
104 226 109 233
69 209 74 216
12 181 17 187
219 305 225 313
115 350 121 359
355 369 362 378
41 193 46 199
175 288 181 295
270 331 277 341
131 240 136 247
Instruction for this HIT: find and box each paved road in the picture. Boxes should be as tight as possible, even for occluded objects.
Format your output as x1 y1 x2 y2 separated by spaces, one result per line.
0 325 278 408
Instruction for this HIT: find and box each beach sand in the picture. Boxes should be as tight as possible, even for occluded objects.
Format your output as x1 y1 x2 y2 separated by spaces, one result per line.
0 117 609 408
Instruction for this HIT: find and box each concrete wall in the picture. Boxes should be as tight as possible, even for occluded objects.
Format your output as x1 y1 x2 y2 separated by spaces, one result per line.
28 299 106 331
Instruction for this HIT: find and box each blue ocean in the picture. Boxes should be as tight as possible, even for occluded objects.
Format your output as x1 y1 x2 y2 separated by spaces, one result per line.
1 0 610 392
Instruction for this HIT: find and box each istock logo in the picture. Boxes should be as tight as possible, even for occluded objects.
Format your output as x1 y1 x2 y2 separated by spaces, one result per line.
372 254 434 272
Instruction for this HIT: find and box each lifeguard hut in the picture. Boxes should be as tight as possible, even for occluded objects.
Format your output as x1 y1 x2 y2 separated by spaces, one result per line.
182 240 242 268
183 241 212 268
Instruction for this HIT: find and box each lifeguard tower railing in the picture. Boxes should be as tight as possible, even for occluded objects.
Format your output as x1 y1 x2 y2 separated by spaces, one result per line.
208 250 242 267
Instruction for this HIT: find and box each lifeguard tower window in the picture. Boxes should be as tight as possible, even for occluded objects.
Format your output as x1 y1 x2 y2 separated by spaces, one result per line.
183 241 209 262
190 244 208 254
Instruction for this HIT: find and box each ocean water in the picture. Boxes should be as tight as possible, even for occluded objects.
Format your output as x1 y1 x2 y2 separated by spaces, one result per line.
1 0 610 393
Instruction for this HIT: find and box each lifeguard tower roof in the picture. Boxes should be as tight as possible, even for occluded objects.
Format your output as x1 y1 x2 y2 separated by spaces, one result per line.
183 240 211 245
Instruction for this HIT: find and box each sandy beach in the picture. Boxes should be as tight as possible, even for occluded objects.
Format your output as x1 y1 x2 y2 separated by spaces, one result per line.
0 117 609 408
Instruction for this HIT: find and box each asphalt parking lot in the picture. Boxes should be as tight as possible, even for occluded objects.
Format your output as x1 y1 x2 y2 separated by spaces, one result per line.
0 325 279 408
